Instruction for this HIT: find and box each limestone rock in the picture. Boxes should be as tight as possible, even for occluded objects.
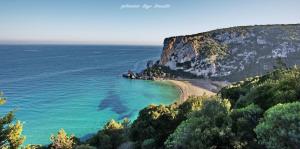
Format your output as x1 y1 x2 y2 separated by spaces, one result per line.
159 24 300 81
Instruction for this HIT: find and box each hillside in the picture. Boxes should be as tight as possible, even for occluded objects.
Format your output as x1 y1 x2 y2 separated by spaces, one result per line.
159 24 300 81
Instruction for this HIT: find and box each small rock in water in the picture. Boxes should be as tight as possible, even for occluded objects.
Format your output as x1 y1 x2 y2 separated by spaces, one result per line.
122 70 138 79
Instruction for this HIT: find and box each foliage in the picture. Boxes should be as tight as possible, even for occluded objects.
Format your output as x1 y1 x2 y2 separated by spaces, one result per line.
8 121 26 149
177 95 209 119
0 92 26 149
129 104 178 148
141 138 156 149
0 92 6 105
199 37 228 57
230 104 264 148
87 119 130 149
23 144 45 149
165 98 233 149
220 68 300 109
219 76 259 106
141 64 200 79
50 129 75 149
254 102 300 149
129 96 207 148
74 144 96 149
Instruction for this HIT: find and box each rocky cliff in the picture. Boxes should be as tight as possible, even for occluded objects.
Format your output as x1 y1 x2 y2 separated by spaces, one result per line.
159 24 300 81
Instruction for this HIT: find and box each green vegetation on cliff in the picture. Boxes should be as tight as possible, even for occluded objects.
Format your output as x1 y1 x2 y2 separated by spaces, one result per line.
220 67 300 109
255 102 300 149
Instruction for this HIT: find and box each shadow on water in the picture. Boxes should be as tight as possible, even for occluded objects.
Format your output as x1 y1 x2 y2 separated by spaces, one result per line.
81 98 134 142
142 92 156 99
98 90 129 115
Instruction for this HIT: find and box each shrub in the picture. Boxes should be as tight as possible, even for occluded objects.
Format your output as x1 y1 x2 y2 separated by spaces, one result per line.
165 98 233 149
130 96 208 148
220 68 300 110
50 129 75 149
88 119 129 149
230 104 264 148
219 76 260 106
141 139 156 149
254 102 300 149
129 104 178 148
0 92 5 105
23 144 45 149
177 95 209 119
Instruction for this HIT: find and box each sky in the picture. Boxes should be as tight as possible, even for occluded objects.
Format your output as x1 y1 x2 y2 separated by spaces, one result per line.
0 0 299 45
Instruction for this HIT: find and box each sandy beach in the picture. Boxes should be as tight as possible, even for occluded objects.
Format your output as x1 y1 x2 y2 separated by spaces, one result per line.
163 79 230 102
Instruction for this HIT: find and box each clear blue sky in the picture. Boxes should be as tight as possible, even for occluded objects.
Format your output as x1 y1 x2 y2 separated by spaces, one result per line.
0 0 299 45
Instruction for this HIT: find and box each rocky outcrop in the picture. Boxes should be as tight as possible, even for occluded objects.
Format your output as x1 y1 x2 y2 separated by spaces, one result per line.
122 70 138 79
159 24 300 81
123 62 185 80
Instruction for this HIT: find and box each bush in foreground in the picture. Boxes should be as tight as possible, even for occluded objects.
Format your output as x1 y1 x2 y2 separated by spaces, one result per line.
130 96 210 148
254 102 300 149
230 104 264 148
165 98 232 149
50 129 75 149
87 119 130 149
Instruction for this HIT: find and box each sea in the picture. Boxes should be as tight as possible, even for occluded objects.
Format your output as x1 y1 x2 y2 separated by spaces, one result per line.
0 45 180 145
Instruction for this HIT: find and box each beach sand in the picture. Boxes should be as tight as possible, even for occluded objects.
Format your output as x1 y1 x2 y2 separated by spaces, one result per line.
163 79 230 102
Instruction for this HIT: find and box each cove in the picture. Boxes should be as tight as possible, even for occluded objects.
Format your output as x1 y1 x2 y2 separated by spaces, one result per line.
0 45 180 144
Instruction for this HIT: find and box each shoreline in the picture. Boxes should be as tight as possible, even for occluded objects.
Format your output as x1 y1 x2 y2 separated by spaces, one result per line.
160 79 229 103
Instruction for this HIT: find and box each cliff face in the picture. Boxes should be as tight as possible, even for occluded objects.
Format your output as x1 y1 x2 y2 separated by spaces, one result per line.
159 24 300 81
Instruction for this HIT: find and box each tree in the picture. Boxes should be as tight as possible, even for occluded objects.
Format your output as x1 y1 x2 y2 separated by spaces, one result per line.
254 102 300 149
0 92 5 105
0 92 26 149
129 104 179 148
165 98 233 149
230 104 264 148
88 119 128 149
8 121 25 149
50 129 75 149
177 95 209 119
220 68 300 110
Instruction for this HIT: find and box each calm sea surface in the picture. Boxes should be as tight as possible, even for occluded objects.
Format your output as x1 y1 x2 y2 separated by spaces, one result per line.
0 45 179 144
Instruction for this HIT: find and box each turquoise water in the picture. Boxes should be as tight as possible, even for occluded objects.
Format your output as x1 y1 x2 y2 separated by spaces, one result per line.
0 45 180 145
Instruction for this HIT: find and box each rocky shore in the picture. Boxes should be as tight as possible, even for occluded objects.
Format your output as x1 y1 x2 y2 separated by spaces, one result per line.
122 60 199 80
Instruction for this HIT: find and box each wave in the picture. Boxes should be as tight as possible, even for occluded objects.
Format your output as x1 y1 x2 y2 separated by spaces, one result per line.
23 49 39 52
42 55 69 59
4 55 70 63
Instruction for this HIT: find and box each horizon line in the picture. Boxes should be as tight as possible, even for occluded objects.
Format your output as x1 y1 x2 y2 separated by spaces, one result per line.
0 42 163 46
